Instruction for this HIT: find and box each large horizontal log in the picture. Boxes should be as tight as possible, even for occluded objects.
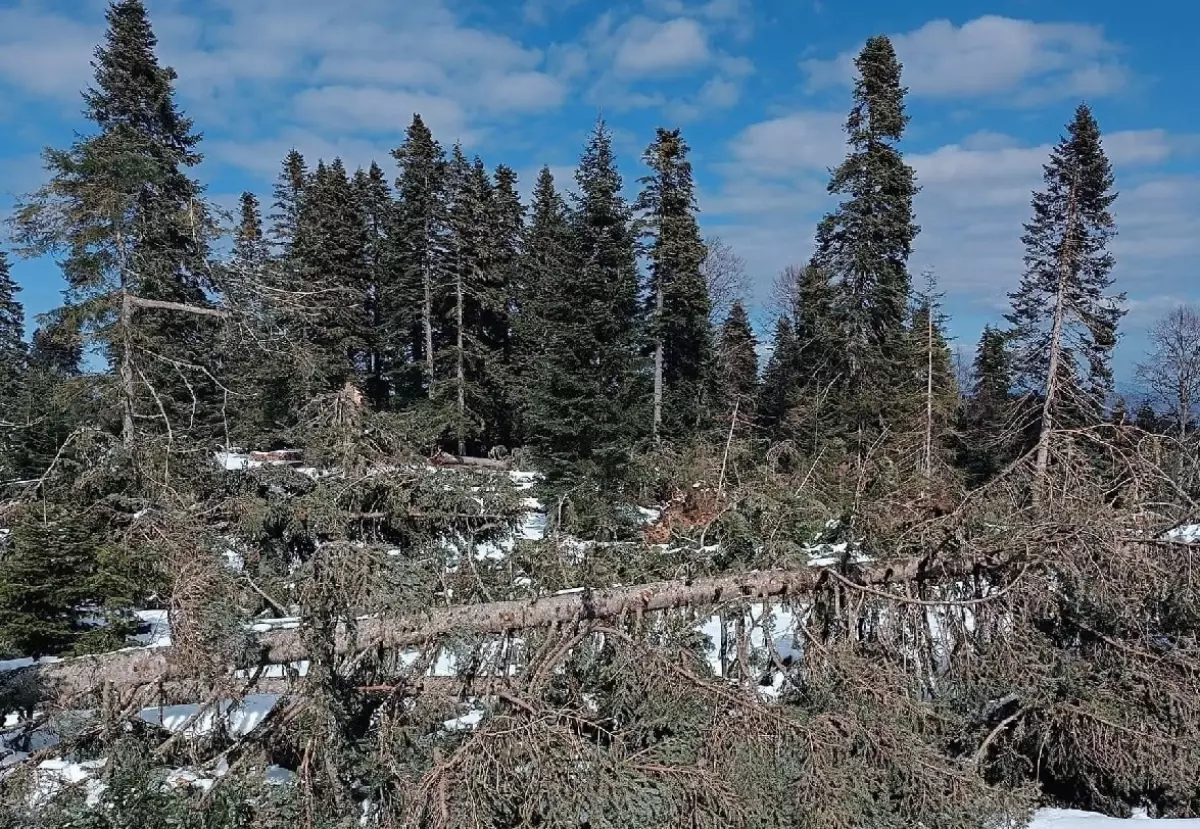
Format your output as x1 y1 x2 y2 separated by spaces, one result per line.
4 553 1007 701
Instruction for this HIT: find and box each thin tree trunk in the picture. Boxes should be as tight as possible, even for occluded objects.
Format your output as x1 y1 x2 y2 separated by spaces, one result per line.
423 260 435 396
924 303 934 478
456 269 466 457
1033 175 1080 507
423 185 436 397
653 282 664 441
120 291 136 449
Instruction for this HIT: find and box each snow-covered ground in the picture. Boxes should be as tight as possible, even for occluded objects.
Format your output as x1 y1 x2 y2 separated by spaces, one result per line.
1031 810 1200 827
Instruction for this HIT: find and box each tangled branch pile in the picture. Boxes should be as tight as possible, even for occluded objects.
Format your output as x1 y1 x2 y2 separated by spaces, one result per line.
0 425 1197 829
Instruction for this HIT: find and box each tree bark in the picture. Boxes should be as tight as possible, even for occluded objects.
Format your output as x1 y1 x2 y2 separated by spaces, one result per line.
653 281 664 441
456 268 466 457
120 291 136 449
1033 174 1080 507
6 553 1015 698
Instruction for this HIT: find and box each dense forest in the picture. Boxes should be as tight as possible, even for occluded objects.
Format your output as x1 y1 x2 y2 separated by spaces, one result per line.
0 2 1198 828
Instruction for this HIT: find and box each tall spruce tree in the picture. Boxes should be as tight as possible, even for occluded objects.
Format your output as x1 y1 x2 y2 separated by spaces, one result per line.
523 121 645 477
958 325 1015 484
14 0 220 450
514 167 572 446
293 159 371 396
0 253 27 479
811 35 919 448
1005 103 1124 491
488 164 525 446
717 301 758 422
0 253 26 413
9 323 85 482
757 316 802 434
270 149 309 255
221 192 289 444
353 162 394 409
438 146 504 455
389 115 449 404
635 128 712 441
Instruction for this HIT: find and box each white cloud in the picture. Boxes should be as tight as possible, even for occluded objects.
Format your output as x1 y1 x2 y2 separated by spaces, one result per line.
0 0 572 163
703 110 1200 329
729 112 846 174
801 16 1128 102
293 87 470 140
0 7 102 99
209 130 395 179
612 17 711 76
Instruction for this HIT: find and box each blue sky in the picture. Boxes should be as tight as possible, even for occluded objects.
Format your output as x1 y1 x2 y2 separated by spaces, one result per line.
0 0 1196 391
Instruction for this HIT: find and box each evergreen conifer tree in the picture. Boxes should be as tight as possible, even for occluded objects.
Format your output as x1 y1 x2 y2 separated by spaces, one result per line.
635 128 713 441
221 192 292 444
438 146 503 454
353 162 394 409
270 149 309 254
0 253 26 415
811 35 919 448
717 301 758 422
958 325 1015 484
514 167 572 446
523 121 645 477
757 316 802 434
1005 103 1124 489
488 164 524 446
14 0 220 450
0 253 27 479
389 115 449 404
293 159 371 395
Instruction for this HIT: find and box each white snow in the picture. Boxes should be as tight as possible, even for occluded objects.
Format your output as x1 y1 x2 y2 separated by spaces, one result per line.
132 609 172 648
135 694 279 737
1029 809 1195 827
1163 524 1200 543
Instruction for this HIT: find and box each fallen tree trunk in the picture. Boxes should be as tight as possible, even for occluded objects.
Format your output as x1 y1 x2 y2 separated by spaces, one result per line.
430 451 510 471
4 552 1013 702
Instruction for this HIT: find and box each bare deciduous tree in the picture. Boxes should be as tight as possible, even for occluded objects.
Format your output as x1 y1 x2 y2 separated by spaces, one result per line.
1137 304 1200 438
700 235 749 323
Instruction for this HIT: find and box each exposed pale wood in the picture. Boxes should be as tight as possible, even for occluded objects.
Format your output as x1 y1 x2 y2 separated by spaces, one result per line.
3 552 1010 699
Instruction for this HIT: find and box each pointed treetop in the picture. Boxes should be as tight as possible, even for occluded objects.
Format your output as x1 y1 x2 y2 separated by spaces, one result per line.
850 35 908 140
86 0 198 158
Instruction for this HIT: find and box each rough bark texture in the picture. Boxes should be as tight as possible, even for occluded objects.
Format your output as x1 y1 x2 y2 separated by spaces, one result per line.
4 552 1016 699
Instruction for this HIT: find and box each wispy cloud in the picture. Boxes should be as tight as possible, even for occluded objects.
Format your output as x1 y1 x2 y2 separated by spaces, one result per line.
801 16 1128 103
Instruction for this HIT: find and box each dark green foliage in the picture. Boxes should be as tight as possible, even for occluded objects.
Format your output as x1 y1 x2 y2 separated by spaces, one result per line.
13 0 221 446
437 147 510 454
958 326 1016 483
523 120 647 479
0 254 27 479
0 509 132 659
1006 104 1125 430
222 192 291 445
513 167 572 419
293 158 371 394
270 149 309 254
757 316 802 434
811 35 919 446
635 128 713 440
388 114 449 405
717 301 758 420
488 164 525 445
354 162 394 410
1134 400 1163 432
